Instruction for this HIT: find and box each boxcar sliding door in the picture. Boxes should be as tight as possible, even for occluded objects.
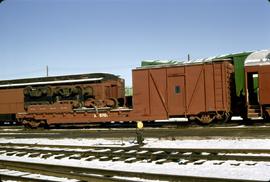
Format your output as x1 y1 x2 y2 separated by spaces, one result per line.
167 76 185 116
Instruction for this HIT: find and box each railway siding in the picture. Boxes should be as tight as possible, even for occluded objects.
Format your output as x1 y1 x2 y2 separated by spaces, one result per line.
0 159 265 182
1 143 270 163
0 143 270 181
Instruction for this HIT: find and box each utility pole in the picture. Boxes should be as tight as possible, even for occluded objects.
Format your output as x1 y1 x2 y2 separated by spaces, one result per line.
46 65 49 77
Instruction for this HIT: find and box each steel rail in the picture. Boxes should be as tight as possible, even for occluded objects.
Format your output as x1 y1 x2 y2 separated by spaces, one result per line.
0 159 265 182
1 143 270 163
2 125 270 140
0 173 58 182
2 142 270 153
0 161 129 182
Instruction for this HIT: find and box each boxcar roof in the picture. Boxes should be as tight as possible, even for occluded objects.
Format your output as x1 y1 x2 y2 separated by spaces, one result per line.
245 49 270 66
139 51 252 69
0 73 120 88
138 58 231 70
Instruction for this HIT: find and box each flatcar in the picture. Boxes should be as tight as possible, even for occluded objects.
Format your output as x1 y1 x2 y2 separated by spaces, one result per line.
0 73 125 127
0 49 269 128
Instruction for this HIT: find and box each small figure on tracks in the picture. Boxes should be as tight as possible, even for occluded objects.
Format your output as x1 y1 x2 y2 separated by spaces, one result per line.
136 121 144 146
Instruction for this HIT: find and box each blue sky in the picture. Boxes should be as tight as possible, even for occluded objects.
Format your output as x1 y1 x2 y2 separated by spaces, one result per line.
0 0 269 86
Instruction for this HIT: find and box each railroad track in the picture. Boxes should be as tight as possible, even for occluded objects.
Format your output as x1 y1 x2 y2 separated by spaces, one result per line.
0 143 270 164
0 143 269 181
0 159 264 182
0 168 75 182
2 125 270 140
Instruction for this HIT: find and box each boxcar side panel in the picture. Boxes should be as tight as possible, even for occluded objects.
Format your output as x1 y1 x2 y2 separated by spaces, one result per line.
213 63 225 110
132 70 150 116
204 64 215 111
245 65 270 105
259 66 270 105
167 67 185 116
184 61 232 115
132 68 169 119
149 69 168 117
213 62 232 112
225 62 233 112
185 65 205 115
0 88 24 114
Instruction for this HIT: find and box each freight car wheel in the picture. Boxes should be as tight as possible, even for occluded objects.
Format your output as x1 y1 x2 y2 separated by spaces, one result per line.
263 108 270 121
215 112 232 123
197 113 215 124
23 120 47 129
105 98 118 108
223 112 232 123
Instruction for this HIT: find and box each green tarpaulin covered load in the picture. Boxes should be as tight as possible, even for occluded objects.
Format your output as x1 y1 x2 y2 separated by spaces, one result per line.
141 60 179 67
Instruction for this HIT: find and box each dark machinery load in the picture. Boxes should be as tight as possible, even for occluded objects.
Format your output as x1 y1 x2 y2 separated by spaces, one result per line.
4 73 126 111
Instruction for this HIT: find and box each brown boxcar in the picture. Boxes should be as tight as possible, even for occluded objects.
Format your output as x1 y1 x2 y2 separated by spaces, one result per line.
244 50 270 119
132 60 234 123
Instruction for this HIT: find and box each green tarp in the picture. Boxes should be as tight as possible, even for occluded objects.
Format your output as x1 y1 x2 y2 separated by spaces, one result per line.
234 57 246 96
141 60 178 67
220 52 252 97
